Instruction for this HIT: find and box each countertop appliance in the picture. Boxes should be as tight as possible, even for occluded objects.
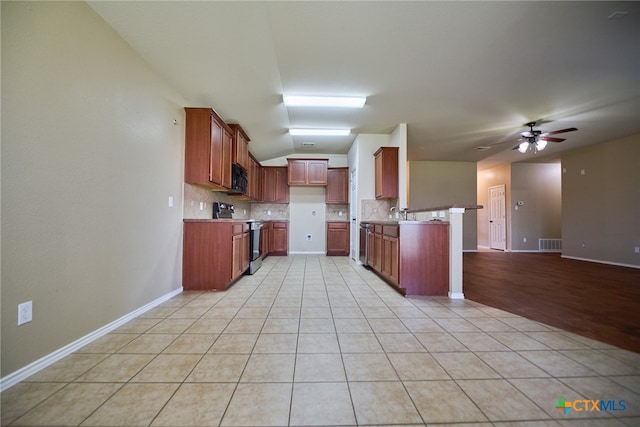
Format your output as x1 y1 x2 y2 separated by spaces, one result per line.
247 220 263 275
359 222 370 266
213 202 234 219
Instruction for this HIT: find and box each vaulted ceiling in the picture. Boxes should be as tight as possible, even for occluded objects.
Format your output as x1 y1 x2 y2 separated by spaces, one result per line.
88 1 640 169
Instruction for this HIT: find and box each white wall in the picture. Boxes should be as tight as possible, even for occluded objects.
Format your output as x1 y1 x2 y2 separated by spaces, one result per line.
288 187 326 254
1 2 185 376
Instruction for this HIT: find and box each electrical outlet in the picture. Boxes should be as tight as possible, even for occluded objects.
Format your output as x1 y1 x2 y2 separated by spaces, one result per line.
168 196 174 208
18 301 32 325
635 247 640 254
523 237 527 243
306 234 312 241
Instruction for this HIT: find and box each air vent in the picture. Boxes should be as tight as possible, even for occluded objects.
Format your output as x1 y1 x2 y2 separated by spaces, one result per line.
474 146 492 151
301 142 315 147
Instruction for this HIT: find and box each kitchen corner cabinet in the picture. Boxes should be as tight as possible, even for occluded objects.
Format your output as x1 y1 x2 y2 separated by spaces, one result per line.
183 221 249 291
326 167 349 204
262 167 289 203
365 221 448 296
229 123 250 171
326 222 350 256
374 147 398 199
184 107 232 190
287 159 328 185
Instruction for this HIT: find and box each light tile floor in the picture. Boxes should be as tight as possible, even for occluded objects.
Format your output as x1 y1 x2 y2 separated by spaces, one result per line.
2 255 639 426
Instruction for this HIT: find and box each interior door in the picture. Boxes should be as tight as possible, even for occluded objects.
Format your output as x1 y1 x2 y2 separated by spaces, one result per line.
489 184 506 250
350 168 357 260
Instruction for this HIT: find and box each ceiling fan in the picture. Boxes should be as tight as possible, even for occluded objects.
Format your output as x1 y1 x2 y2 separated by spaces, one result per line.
515 121 577 153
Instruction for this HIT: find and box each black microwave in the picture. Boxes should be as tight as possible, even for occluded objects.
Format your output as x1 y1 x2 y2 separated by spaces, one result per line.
229 163 248 194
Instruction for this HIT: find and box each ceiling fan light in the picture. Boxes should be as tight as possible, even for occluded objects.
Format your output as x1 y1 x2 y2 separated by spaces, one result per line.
518 142 530 153
283 95 366 108
536 140 547 151
289 128 351 136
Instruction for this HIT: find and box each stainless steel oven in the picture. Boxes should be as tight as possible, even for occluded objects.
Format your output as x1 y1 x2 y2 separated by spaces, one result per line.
247 220 263 274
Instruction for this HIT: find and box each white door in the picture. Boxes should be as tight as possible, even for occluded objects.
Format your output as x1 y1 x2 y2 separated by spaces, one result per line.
489 184 506 250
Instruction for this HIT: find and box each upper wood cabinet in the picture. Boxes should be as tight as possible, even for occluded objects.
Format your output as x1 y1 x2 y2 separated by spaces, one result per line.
246 154 261 201
228 123 250 171
326 167 349 204
184 107 232 190
374 147 398 199
262 167 289 203
287 159 328 185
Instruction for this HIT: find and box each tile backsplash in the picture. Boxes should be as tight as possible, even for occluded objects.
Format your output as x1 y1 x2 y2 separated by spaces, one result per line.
184 183 350 222
361 198 397 221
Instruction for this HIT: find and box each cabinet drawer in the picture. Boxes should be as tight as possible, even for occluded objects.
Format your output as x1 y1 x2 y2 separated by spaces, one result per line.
373 224 382 234
383 225 399 237
233 223 249 235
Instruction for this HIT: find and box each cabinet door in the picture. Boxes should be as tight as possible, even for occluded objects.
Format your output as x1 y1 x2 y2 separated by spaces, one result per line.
307 160 328 185
274 167 290 203
271 222 288 255
326 222 350 256
288 160 307 185
373 232 382 271
209 117 224 186
221 125 233 189
382 235 399 285
326 168 348 204
232 233 243 279
242 232 250 272
374 147 398 199
262 168 275 202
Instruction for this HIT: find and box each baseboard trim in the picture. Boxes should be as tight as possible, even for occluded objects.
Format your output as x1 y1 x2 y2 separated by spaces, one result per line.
288 251 326 255
448 292 465 299
561 255 639 270
0 287 183 392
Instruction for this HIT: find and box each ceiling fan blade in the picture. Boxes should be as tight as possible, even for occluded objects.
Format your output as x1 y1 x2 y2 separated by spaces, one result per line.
544 127 577 136
539 136 565 143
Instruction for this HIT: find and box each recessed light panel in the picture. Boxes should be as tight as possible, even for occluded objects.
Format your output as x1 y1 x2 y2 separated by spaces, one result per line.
283 95 366 108
289 129 351 136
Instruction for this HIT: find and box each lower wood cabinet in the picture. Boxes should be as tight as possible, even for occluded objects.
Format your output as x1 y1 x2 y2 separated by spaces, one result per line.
183 221 249 291
365 221 449 296
270 221 289 255
326 221 350 256
260 221 289 257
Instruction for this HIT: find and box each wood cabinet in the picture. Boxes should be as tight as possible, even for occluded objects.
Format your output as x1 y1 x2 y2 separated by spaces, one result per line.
374 147 398 199
185 108 232 190
326 167 349 204
262 167 289 203
364 221 448 296
260 221 288 257
271 221 289 255
183 221 249 291
326 222 350 256
229 124 250 171
246 154 261 201
260 221 272 259
287 159 328 185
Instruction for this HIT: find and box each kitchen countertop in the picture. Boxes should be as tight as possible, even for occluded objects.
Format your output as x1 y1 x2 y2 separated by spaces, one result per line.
406 204 483 213
183 218 289 222
360 220 449 225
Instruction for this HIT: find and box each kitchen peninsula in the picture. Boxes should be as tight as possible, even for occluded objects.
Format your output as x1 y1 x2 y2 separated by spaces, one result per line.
361 205 482 298
407 204 483 299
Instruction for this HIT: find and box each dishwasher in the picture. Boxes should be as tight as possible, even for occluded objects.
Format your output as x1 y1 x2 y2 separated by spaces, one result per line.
359 222 370 266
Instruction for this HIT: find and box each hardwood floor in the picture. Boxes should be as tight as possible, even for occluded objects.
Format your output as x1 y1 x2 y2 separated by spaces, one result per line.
463 251 640 353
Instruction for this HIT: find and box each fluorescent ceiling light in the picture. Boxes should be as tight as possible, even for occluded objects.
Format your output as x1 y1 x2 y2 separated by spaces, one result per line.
283 95 366 108
289 128 351 136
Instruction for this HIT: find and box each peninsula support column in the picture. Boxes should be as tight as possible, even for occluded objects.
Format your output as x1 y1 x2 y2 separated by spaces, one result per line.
448 207 465 299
